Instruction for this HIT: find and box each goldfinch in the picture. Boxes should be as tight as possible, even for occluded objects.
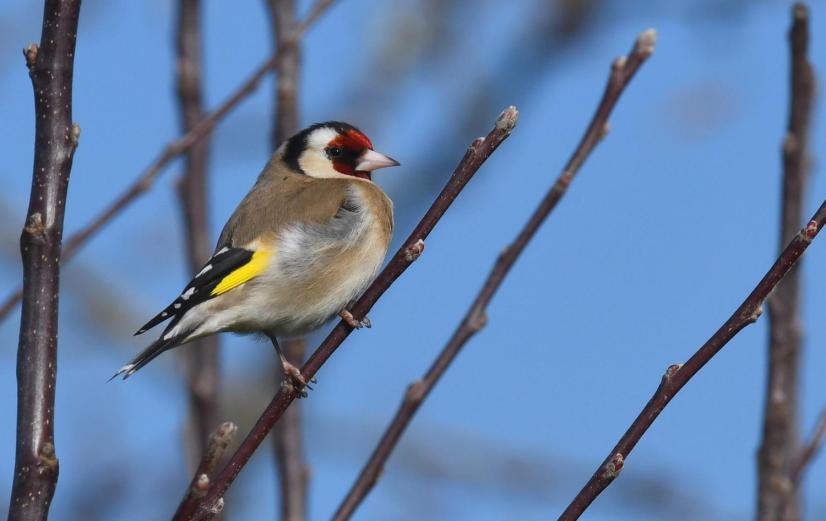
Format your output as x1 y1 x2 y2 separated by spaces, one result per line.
114 122 399 387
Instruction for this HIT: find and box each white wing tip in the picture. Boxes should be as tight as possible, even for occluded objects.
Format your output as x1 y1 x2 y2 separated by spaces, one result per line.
109 363 136 382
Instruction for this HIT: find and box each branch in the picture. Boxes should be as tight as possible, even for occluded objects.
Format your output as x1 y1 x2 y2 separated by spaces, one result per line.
757 4 815 520
187 106 520 520
558 202 826 520
174 0 222 474
268 0 301 148
8 1 82 520
790 410 826 486
173 422 238 521
331 28 657 521
0 0 338 325
273 339 310 521
263 1 310 519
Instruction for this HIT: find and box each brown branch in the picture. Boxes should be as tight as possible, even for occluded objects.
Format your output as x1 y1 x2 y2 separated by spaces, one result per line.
273 339 310 521
186 106 520 520
0 0 338 325
8 2 82 520
558 203 826 520
790 410 826 486
174 0 222 473
173 422 238 521
268 0 301 148
757 4 815 521
264 1 309 519
331 28 656 521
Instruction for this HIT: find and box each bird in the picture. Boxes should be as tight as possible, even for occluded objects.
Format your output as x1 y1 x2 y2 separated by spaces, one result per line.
113 121 399 390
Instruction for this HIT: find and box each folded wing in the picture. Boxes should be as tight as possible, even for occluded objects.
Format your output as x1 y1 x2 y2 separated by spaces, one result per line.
134 246 265 335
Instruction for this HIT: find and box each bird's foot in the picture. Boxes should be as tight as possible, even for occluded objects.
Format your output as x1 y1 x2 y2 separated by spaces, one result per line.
339 309 371 329
279 359 313 398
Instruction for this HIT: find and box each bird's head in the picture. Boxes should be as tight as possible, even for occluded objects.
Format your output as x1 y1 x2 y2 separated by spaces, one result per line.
281 122 399 181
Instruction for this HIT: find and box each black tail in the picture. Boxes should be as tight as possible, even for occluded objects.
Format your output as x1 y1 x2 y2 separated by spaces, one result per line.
110 334 180 381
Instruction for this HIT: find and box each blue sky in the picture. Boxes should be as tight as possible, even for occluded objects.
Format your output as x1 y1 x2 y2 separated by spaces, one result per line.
1 1 825 520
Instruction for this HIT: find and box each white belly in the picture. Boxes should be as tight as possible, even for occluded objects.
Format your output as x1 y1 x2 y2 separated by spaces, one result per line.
205 212 387 337
174 183 392 342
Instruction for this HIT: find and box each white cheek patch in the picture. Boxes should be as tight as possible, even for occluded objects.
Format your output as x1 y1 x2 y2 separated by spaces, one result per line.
306 127 338 149
298 151 345 179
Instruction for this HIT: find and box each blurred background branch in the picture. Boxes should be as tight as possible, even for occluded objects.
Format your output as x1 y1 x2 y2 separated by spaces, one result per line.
174 0 222 474
265 1 311 519
790 409 826 488
757 4 815 521
332 27 655 521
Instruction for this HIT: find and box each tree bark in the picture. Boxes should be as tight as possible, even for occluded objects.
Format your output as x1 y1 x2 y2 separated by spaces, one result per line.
8 1 82 520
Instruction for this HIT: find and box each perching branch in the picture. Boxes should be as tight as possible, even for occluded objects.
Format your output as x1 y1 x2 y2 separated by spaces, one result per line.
0 0 338 325
175 0 222 472
187 106 520 520
173 422 238 521
558 201 826 520
757 4 815 521
8 1 82 520
331 28 656 521
264 2 310 519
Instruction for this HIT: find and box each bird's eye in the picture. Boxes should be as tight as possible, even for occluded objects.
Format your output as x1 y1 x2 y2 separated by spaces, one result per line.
327 146 342 158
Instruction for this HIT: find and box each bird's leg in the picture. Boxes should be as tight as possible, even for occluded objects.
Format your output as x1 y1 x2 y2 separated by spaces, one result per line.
266 333 311 397
339 308 371 329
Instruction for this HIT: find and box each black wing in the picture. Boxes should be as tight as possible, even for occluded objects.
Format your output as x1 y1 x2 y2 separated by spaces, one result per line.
134 247 254 335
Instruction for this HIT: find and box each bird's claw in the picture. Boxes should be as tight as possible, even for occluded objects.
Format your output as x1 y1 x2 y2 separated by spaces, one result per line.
279 359 312 398
339 309 371 329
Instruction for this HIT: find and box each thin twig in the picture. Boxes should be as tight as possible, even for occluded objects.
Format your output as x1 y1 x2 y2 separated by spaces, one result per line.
8 2 82 520
187 106 520 520
789 410 826 486
264 1 310 518
173 422 238 521
0 0 339 325
757 4 815 521
331 28 656 521
558 202 826 520
175 0 222 474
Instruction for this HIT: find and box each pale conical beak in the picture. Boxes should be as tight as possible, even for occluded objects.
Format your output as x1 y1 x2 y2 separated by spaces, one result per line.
355 149 400 172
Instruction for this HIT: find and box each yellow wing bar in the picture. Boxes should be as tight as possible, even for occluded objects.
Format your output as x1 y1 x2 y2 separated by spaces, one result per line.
210 249 273 296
